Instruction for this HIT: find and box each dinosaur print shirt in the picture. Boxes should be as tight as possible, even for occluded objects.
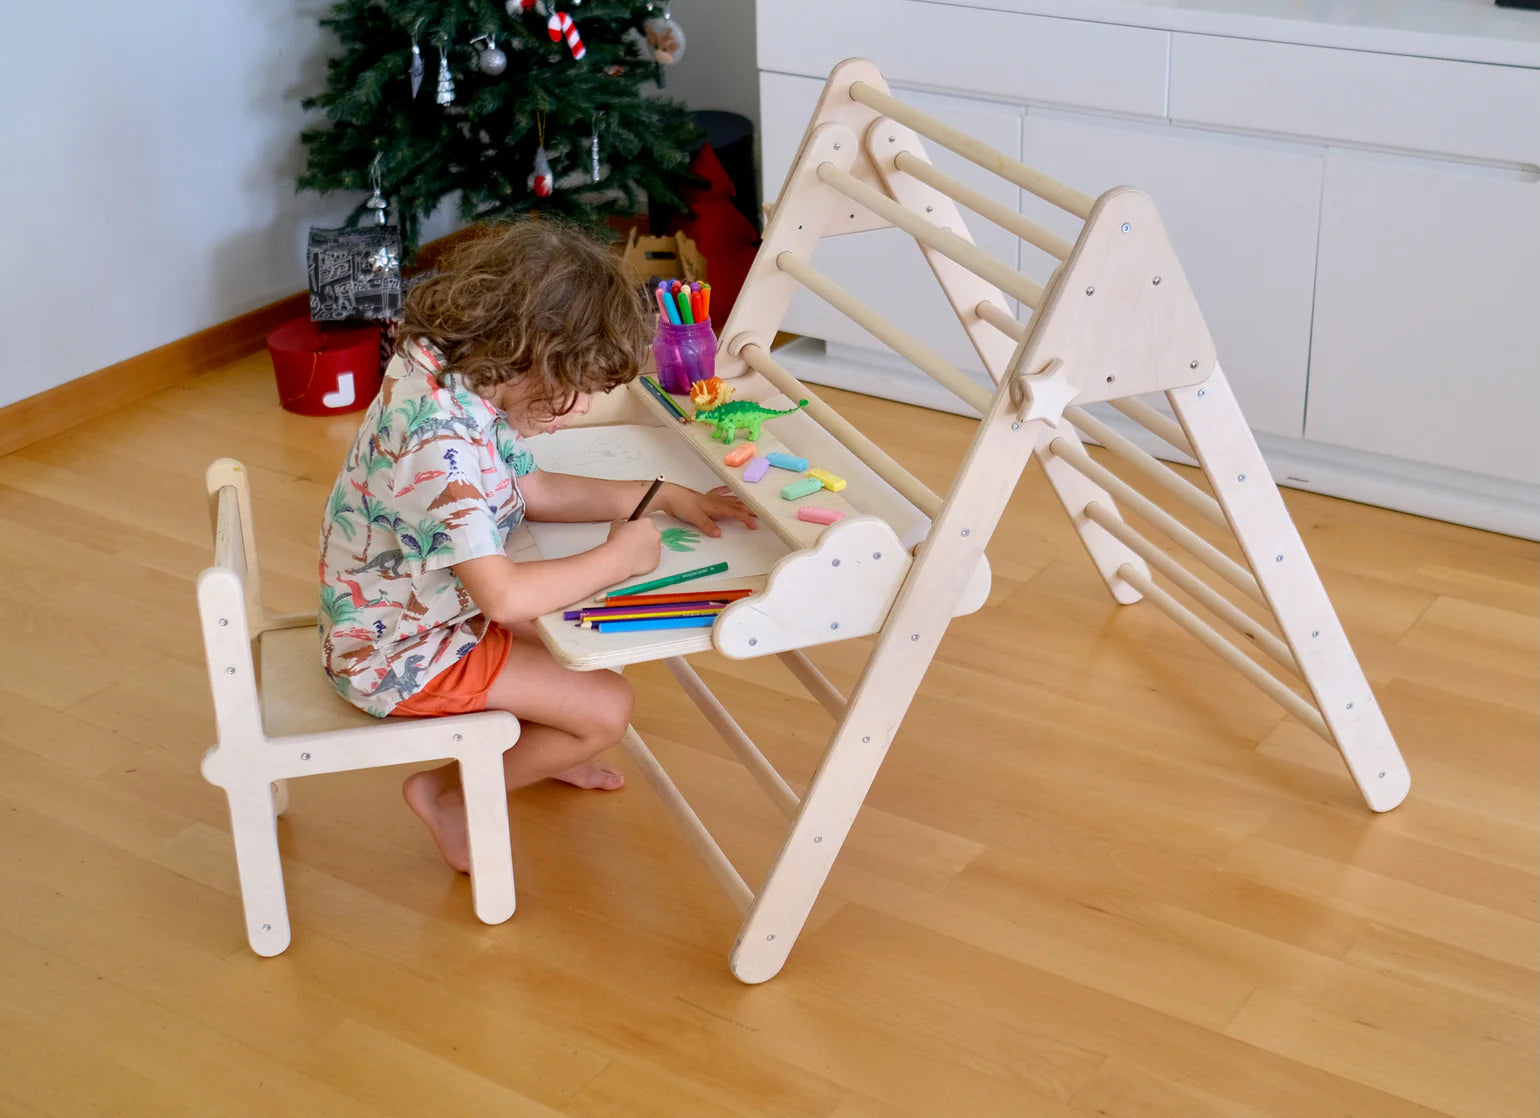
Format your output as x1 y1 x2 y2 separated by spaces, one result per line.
318 338 538 716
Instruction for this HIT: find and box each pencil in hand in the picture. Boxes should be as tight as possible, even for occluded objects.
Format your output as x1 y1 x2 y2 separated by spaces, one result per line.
628 475 665 521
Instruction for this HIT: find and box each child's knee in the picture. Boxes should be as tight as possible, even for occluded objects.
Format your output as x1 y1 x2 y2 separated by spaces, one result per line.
585 671 633 745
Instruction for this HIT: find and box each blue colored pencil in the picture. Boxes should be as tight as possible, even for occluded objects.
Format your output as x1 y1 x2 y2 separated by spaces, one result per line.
639 374 689 423
590 615 716 633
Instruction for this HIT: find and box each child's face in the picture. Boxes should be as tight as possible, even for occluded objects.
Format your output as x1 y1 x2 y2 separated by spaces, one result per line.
488 379 592 438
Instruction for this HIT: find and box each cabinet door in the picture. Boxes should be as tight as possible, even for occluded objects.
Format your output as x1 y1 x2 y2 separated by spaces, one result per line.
1018 109 1324 438
760 71 1022 380
1306 153 1540 485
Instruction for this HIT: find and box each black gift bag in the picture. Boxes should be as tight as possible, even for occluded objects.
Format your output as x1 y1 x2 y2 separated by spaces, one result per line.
307 226 403 322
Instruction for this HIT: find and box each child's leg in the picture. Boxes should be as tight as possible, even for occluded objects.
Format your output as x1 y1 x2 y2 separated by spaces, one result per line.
403 626 633 871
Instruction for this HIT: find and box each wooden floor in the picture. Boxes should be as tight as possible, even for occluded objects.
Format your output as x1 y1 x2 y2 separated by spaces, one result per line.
1 352 1535 1117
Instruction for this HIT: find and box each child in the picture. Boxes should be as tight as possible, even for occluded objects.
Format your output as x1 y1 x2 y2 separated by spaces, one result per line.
318 221 756 872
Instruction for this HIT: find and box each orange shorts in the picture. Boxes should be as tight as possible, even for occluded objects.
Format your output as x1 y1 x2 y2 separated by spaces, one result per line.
390 624 514 717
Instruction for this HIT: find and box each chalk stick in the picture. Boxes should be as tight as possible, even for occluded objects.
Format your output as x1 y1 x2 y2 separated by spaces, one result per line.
724 442 756 467
741 456 771 483
780 477 824 500
766 451 808 472
796 506 845 525
807 467 846 492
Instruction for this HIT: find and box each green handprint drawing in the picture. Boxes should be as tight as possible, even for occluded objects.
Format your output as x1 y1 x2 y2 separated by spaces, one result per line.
659 527 701 553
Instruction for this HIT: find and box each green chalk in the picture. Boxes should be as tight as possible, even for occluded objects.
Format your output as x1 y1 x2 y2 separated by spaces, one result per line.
780 476 824 500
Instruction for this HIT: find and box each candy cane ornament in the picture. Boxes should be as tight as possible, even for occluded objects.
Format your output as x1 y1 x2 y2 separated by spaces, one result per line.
547 10 585 60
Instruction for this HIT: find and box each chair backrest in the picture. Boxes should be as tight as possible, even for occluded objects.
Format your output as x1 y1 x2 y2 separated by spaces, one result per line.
199 463 264 745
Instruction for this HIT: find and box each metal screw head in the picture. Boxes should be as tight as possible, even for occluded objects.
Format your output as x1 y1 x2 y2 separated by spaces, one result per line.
452 734 461 742
961 529 970 537
888 135 896 142
1152 276 1162 286
1085 285 1096 296
862 736 871 743
1197 388 1206 397
832 558 840 567
262 924 271 932
1121 223 1130 233
814 836 823 843
1378 771 1386 778
1190 360 1200 369
872 552 882 560
225 667 235 675
748 638 757 647
910 633 920 642
833 142 842 150
1238 473 1246 482
218 618 228 627
925 204 933 213
1311 630 1320 638
766 934 775 941
1346 702 1354 710
1011 421 1021 430
830 622 839 630
1275 554 1284 562
301 752 311 761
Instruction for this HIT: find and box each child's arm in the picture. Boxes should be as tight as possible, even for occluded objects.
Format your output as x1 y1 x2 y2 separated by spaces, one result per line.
453 519 660 625
521 472 757 537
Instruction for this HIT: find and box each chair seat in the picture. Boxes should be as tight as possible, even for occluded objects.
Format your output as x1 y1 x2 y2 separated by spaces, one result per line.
259 625 380 738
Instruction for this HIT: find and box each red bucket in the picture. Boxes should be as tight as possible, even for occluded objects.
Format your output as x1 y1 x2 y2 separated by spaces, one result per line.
266 317 381 416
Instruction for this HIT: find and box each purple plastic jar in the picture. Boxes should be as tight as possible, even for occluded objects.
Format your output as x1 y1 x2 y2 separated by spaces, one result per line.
652 319 717 395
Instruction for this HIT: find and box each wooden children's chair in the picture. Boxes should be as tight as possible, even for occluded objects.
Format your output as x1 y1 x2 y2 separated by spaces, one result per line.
197 458 520 956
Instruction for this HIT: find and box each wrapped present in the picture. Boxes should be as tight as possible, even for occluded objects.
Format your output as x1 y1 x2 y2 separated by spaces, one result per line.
307 225 403 322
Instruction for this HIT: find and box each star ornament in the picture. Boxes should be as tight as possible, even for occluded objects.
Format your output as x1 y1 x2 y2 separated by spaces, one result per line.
1013 359 1081 427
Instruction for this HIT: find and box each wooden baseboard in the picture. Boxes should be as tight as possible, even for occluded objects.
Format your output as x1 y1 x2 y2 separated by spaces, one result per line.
0 225 489 460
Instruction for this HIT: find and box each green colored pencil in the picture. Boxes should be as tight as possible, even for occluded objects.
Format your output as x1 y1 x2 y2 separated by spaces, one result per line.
600 561 729 602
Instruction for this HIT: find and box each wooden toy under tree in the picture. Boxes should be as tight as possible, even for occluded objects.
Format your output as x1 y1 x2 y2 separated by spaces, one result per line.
532 57 1408 983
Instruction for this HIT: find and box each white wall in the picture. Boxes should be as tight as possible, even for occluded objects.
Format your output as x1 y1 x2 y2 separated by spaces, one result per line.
656 0 760 131
0 0 755 414
0 1 455 411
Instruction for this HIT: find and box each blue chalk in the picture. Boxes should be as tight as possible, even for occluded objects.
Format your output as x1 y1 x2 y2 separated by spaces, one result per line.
766 451 808 472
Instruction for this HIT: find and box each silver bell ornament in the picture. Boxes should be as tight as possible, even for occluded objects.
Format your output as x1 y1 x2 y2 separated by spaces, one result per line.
435 45 455 106
365 154 389 226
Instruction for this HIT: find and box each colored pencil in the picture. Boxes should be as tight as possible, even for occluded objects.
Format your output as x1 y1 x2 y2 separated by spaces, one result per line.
578 608 723 626
587 615 716 633
598 588 753 609
563 600 730 621
638 374 689 423
599 561 729 601
628 474 665 521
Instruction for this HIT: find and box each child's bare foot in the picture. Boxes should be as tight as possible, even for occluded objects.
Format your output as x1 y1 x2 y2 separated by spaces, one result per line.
402 769 472 873
552 758 625 791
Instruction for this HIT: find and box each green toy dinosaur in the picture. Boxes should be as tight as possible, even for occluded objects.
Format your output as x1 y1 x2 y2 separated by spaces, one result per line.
692 398 810 444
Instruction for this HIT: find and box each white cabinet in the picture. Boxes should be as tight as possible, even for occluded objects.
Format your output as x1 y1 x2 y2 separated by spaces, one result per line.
1306 153 1540 485
1016 110 1323 438
760 71 1023 383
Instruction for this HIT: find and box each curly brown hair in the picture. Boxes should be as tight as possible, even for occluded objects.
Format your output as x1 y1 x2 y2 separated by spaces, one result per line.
398 219 649 416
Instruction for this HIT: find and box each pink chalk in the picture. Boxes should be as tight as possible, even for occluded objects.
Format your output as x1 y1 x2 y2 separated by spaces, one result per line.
724 442 757 467
796 506 845 525
742 456 771 483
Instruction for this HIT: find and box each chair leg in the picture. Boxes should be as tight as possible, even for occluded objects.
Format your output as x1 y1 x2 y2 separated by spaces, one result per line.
459 751 516 925
224 785 292 956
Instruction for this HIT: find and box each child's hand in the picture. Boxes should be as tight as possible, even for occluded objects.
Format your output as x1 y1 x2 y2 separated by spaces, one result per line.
662 485 758 537
606 517 662 577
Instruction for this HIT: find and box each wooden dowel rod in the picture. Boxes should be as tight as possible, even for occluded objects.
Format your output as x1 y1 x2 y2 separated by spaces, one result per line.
664 658 800 819
1048 437 1265 604
1116 565 1329 740
1084 503 1300 675
817 163 1044 310
213 488 245 576
851 82 1096 219
777 650 848 720
1066 407 1228 529
738 342 943 518
1109 398 1195 458
974 300 1028 343
776 252 994 415
894 152 1075 261
618 727 755 914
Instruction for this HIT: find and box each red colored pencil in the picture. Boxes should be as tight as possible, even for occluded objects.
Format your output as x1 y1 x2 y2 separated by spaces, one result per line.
600 588 754 608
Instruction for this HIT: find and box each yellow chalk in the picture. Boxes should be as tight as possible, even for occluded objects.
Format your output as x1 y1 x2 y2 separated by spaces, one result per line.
807 467 846 493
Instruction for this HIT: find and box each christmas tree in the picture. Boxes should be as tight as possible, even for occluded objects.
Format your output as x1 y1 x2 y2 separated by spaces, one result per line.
299 0 700 255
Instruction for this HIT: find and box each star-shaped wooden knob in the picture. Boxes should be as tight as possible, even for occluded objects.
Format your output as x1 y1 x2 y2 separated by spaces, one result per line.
1012 358 1080 427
